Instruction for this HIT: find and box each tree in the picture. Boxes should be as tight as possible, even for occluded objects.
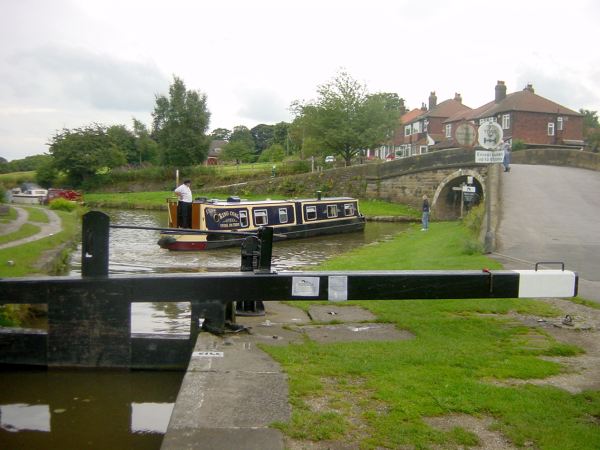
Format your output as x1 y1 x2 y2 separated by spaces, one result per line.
107 125 137 164
220 140 254 163
292 71 401 165
229 126 256 158
258 144 285 162
580 109 600 152
210 128 232 141
251 124 274 154
48 124 126 187
152 76 211 166
132 118 159 164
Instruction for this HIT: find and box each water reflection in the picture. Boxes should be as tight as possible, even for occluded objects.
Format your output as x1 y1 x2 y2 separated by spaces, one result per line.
0 368 183 449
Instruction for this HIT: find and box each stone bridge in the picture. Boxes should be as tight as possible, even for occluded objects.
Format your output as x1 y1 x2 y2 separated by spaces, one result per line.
224 148 599 222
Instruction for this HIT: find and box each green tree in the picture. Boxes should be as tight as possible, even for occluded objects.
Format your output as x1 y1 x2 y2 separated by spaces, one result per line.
229 126 256 158
132 118 159 164
107 125 137 164
210 128 232 141
258 143 285 162
221 140 254 163
251 124 274 154
292 71 401 165
580 109 600 152
48 124 126 187
152 76 211 166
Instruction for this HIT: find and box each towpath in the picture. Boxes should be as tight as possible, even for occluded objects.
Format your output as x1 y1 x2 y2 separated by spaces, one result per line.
0 206 62 250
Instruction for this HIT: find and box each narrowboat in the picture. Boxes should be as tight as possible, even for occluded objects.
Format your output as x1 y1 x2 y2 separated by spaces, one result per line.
157 193 366 251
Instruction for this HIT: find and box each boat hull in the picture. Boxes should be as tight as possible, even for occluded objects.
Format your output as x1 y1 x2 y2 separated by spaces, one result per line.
158 216 366 251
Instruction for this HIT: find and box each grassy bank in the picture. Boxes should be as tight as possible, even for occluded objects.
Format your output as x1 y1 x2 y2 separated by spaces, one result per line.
265 222 600 449
0 209 80 278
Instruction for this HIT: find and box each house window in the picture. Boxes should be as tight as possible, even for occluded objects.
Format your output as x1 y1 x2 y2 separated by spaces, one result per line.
344 203 355 216
254 209 268 226
404 125 411 136
557 117 563 131
445 124 452 138
326 204 338 218
502 114 510 130
305 205 317 221
419 146 428 154
239 210 249 228
413 122 421 133
278 208 288 223
548 122 555 136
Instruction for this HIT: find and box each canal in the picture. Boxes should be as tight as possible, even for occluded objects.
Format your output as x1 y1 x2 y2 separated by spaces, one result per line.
0 209 409 449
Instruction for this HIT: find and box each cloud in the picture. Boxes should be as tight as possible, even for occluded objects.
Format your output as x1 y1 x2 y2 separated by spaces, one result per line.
515 60 600 112
235 87 292 124
1 44 169 111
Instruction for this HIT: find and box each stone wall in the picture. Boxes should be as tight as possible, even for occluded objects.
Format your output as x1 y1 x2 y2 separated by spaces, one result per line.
513 148 600 171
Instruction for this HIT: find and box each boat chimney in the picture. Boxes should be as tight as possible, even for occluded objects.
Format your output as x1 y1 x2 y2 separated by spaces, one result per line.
316 190 322 200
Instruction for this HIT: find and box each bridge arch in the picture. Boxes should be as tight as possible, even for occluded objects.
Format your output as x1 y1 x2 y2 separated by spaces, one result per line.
432 169 485 220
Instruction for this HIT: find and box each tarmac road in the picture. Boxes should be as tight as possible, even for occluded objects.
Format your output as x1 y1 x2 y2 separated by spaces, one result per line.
494 164 600 302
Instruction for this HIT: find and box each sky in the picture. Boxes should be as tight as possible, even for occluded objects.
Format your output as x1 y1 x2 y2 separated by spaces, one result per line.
1 0 599 161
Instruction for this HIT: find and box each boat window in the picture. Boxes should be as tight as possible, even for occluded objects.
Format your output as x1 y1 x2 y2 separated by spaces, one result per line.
344 203 355 216
279 208 289 223
254 209 268 226
327 204 338 218
305 205 317 221
239 210 249 227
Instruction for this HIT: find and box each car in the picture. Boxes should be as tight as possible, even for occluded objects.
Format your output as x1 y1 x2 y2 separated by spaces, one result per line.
325 155 335 163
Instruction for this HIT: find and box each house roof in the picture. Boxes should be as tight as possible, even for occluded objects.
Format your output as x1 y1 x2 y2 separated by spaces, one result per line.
475 88 581 120
420 98 472 119
400 108 424 124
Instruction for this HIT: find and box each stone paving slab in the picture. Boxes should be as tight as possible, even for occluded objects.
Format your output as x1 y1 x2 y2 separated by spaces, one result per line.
308 304 376 322
294 322 413 344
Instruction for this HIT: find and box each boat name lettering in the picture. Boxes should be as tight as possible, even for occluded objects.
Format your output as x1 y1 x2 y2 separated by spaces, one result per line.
213 210 240 223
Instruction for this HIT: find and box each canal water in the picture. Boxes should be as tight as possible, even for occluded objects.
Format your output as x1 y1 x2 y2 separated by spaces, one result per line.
0 209 409 449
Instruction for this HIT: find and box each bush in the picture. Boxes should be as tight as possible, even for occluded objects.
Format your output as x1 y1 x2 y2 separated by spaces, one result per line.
49 198 78 212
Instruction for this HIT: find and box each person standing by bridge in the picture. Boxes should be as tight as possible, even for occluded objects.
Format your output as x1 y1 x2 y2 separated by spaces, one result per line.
502 140 511 172
421 195 430 231
174 179 193 228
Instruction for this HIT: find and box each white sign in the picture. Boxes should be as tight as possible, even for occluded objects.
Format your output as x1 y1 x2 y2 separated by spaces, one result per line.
292 276 320 297
192 351 224 358
477 122 503 149
462 185 476 193
475 150 504 163
328 276 348 302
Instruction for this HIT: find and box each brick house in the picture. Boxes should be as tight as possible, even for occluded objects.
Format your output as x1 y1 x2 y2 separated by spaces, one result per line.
390 92 472 159
442 81 583 148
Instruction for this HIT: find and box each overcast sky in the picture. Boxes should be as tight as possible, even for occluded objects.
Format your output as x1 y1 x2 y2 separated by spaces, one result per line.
1 0 599 161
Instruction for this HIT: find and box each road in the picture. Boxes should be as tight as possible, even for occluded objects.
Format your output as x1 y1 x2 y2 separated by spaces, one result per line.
494 164 600 302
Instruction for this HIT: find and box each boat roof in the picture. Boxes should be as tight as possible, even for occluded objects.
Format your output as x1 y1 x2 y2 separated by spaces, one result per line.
199 196 358 206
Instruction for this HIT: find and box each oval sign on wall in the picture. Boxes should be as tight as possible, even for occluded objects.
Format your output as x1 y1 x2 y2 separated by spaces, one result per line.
477 122 503 149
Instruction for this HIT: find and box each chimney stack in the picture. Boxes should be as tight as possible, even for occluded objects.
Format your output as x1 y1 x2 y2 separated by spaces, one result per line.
523 83 535 93
454 92 462 103
421 102 427 112
428 91 437 110
495 81 507 103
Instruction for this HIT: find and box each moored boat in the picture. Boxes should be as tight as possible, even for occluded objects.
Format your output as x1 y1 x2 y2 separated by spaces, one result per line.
157 193 366 251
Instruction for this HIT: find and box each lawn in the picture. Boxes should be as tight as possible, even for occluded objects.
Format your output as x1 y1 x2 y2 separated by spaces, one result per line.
264 222 600 449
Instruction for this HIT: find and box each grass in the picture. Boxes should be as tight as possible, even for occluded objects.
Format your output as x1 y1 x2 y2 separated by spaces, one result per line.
0 209 80 278
0 206 18 223
0 171 36 186
0 223 41 245
22 206 50 223
265 222 600 449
